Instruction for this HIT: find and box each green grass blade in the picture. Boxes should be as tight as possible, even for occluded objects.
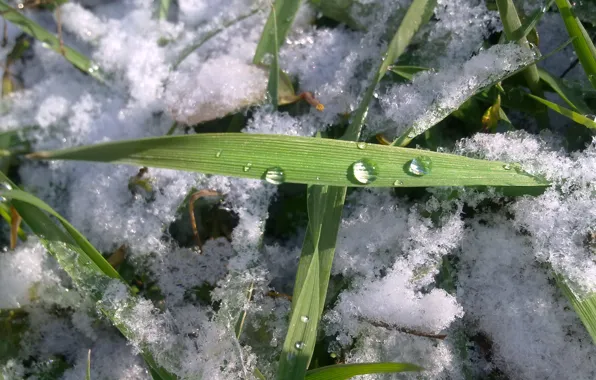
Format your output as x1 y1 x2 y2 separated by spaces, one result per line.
309 0 363 30
27 133 547 188
527 93 596 129
538 68 592 114
556 276 596 343
388 65 430 81
266 6 280 109
304 362 423 380
253 0 302 65
508 0 554 41
158 0 171 20
342 0 437 141
0 1 103 82
86 349 91 380
555 0 596 89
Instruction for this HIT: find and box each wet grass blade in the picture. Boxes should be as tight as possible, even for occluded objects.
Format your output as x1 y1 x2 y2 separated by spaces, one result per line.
253 0 302 65
304 362 423 380
556 276 596 343
538 68 592 114
527 93 596 129
0 173 177 379
27 133 547 188
0 1 103 82
554 0 596 89
342 0 437 141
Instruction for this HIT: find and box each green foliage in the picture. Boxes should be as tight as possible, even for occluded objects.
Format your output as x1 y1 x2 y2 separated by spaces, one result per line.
304 362 423 380
253 0 302 65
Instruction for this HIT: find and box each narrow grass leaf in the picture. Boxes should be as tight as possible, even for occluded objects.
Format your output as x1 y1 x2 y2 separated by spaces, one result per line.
388 65 430 81
538 68 592 114
0 1 103 82
508 0 554 41
556 275 596 344
527 93 596 129
27 133 547 188
158 0 171 20
343 0 437 141
86 349 91 380
0 173 178 379
253 0 302 65
304 362 423 380
266 5 279 109
554 0 596 89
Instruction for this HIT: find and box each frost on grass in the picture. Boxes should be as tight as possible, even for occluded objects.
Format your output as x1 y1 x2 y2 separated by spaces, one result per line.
373 43 535 138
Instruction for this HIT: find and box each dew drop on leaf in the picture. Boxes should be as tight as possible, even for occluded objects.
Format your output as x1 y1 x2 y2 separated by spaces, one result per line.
300 315 309 323
356 142 366 150
349 158 378 184
215 150 222 158
264 166 285 185
393 179 404 186
295 341 305 350
243 163 252 172
503 164 511 170
408 156 432 176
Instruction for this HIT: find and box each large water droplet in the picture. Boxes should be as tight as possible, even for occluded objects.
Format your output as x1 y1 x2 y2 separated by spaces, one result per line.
349 159 378 184
243 163 252 172
295 341 305 350
264 166 285 185
408 156 432 176
300 315 310 323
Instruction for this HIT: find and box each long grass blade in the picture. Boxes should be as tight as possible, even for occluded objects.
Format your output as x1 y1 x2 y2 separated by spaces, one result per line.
26 133 547 188
266 5 279 109
253 0 302 65
556 276 596 343
0 1 103 82
527 93 596 129
342 0 437 141
554 0 596 89
538 68 592 114
304 362 423 380
309 0 363 30
86 349 91 380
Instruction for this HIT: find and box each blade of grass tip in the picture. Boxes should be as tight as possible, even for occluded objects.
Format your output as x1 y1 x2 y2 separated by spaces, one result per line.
342 0 437 142
25 133 548 188
86 349 91 380
556 275 596 343
526 93 596 129
538 68 592 114
496 0 547 125
304 362 423 380
253 0 302 65
554 0 596 89
0 1 104 82
508 0 555 42
158 0 171 20
266 5 279 109
254 368 267 380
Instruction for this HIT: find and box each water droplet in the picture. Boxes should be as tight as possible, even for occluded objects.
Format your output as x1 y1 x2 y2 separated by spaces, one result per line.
243 163 252 172
503 164 511 170
295 341 305 350
264 166 285 185
300 315 310 323
528 42 541 58
215 150 222 158
393 179 404 186
408 156 432 176
356 142 366 150
349 158 378 184
88 63 99 74
0 183 12 191
17 3 24 9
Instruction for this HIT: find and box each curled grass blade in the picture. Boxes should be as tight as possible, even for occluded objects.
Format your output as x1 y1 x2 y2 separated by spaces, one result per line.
538 68 592 114
0 1 103 82
304 362 423 380
253 0 302 65
554 0 596 89
26 133 547 188
527 93 596 129
343 0 437 141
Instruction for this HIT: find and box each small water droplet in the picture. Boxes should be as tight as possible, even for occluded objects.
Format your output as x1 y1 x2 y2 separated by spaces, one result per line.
88 63 99 74
356 142 366 149
316 176 320 181
393 179 404 186
528 42 541 58
215 150 222 158
295 341 305 350
0 183 12 191
503 164 511 170
300 315 310 323
264 166 285 185
408 156 432 176
243 163 252 172
349 158 378 184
